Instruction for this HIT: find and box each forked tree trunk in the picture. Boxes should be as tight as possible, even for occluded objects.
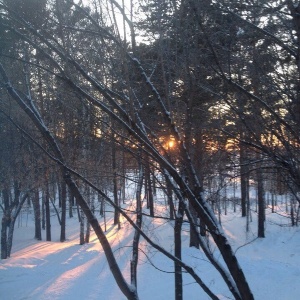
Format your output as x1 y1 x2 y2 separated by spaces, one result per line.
1 188 10 259
7 193 29 257
1 214 8 259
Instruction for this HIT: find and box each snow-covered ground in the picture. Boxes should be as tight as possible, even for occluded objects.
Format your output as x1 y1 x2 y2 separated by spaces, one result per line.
1 199 299 300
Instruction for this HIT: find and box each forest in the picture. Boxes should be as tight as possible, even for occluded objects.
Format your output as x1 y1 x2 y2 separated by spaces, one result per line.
1 0 300 299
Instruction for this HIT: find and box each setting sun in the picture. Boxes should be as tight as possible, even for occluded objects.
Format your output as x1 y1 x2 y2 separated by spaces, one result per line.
168 140 175 149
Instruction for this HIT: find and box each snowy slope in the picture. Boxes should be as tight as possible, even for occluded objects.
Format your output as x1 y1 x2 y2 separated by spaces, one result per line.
1 202 300 300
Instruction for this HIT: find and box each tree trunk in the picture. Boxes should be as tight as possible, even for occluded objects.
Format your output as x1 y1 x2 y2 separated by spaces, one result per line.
1 188 10 259
131 163 143 288
33 190 42 241
257 163 265 238
69 192 74 218
45 185 51 241
7 193 29 257
189 203 199 248
79 208 85 245
60 180 67 242
1 214 8 259
85 187 91 243
112 139 120 227
42 195 45 230
165 174 174 220
240 142 249 217
174 200 184 300
145 156 154 216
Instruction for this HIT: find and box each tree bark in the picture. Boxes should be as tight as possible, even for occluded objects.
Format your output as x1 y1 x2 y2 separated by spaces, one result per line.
1 214 8 259
33 190 42 241
131 162 143 288
45 185 51 241
240 141 249 217
60 180 67 242
257 163 265 238
174 200 184 300
112 138 120 227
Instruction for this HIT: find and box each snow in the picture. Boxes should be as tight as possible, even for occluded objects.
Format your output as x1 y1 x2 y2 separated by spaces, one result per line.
1 198 300 300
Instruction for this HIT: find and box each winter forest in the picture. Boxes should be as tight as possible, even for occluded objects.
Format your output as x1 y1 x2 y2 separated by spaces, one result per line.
1 0 300 299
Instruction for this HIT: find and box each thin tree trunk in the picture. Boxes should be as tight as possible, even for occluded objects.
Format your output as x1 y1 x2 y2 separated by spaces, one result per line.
145 155 154 216
240 142 248 217
60 180 67 242
174 200 184 300
131 162 143 288
257 163 265 238
79 208 85 245
166 174 174 220
85 186 91 243
33 190 42 241
112 139 120 227
45 185 51 241
69 192 74 218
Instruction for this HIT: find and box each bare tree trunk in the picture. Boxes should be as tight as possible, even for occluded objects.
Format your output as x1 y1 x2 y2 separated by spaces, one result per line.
112 138 120 228
85 186 91 243
131 162 143 288
69 192 74 218
45 185 51 241
7 193 29 257
240 142 249 217
79 208 85 245
174 200 184 300
33 190 42 241
60 180 67 242
189 203 199 248
1 188 10 259
145 156 154 217
165 174 175 220
1 214 8 259
257 162 265 238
